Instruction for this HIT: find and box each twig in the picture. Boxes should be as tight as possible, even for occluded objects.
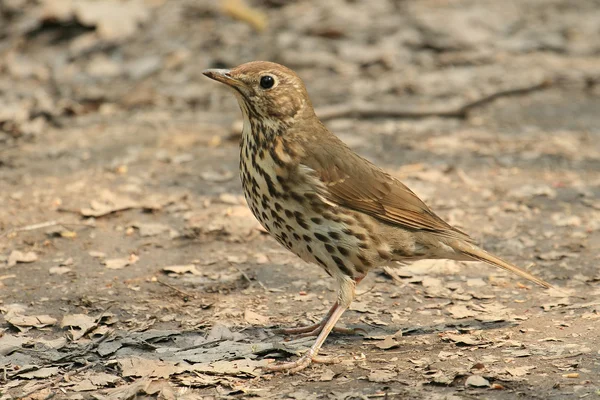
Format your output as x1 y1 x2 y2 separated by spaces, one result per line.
0 220 59 238
0 220 94 239
356 283 377 297
156 278 195 298
19 362 96 398
175 338 226 353
316 79 552 121
231 263 268 292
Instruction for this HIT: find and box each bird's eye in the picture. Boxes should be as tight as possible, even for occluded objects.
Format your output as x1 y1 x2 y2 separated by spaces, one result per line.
260 75 275 89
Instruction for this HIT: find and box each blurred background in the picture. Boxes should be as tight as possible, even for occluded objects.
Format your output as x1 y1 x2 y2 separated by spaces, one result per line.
1 0 599 398
1 0 600 141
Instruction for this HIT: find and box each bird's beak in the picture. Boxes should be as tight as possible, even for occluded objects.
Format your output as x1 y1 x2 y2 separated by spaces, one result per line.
202 69 242 87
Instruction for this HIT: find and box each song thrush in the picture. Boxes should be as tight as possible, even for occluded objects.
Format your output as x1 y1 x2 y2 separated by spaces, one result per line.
203 61 552 373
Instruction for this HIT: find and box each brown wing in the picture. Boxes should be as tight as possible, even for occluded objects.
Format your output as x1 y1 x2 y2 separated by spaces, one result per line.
299 131 472 242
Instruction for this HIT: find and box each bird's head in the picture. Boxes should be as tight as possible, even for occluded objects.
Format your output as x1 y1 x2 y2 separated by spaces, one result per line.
203 61 314 129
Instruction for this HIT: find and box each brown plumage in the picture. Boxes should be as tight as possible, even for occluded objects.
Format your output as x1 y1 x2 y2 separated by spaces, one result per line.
203 61 552 373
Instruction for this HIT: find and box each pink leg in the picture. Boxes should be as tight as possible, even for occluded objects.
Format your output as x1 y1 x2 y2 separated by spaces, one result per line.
266 303 349 373
273 302 363 337
273 302 339 335
266 276 361 373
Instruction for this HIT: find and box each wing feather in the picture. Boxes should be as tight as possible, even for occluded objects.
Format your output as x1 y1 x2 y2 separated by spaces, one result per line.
298 131 472 242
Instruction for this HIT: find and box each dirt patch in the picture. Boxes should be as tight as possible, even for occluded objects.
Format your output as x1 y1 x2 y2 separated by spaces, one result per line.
1 0 599 399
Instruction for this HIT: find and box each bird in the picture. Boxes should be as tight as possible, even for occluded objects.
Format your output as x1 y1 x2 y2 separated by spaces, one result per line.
202 61 553 373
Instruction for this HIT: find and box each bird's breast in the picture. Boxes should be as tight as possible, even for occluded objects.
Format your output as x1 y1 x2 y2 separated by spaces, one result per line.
239 137 380 280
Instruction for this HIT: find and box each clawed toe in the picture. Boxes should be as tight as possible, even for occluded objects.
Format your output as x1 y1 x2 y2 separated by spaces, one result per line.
273 322 322 335
273 324 365 338
265 354 314 373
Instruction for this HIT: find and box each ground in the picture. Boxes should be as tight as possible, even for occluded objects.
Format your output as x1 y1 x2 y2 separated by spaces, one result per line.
1 0 599 399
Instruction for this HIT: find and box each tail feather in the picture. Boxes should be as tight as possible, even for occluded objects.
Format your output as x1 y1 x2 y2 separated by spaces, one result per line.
453 241 553 289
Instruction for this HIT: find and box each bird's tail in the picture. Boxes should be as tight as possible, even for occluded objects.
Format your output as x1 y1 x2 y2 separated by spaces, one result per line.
452 241 553 289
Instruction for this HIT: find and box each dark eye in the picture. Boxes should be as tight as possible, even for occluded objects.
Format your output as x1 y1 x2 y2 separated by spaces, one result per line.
260 75 275 89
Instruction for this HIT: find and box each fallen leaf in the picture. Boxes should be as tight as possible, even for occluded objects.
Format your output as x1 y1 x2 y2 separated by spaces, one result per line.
63 0 150 41
49 266 72 275
7 250 38 267
19 367 60 379
536 251 569 261
222 0 268 32
70 379 97 392
0 334 28 356
132 222 171 237
443 333 481 346
7 315 57 332
349 301 373 313
244 309 269 325
199 170 234 182
367 369 397 383
61 314 97 340
508 184 556 200
162 265 201 275
447 304 477 319
206 323 235 341
119 357 183 378
88 372 120 386
427 370 455 385
551 213 581 227
465 375 490 387
104 254 139 270
319 368 335 381
505 365 535 377
81 197 139 217
375 336 400 350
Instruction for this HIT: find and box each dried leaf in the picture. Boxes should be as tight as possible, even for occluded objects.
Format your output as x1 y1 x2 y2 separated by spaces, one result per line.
199 170 234 182
447 304 477 319
0 334 28 356
375 336 400 350
132 222 171 237
444 333 481 346
61 314 97 340
465 375 490 387
118 357 183 378
368 369 397 383
104 254 139 269
70 379 98 392
349 301 373 313
49 266 72 275
505 365 536 377
7 315 57 331
7 250 38 267
244 309 269 325
19 367 60 379
222 0 268 32
89 251 106 258
162 265 201 275
319 368 336 381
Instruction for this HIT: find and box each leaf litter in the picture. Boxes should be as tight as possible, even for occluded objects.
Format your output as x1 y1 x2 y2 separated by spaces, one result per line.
1 0 599 398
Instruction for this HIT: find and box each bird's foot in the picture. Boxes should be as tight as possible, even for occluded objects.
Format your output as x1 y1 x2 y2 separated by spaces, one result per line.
274 323 364 338
273 322 322 335
265 353 338 373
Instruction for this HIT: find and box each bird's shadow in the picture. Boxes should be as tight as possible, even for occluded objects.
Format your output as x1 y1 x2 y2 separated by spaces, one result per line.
260 318 516 342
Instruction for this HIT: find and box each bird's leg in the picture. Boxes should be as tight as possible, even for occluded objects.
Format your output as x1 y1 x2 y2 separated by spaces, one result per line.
273 302 363 338
273 276 366 337
273 302 339 335
266 275 360 373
